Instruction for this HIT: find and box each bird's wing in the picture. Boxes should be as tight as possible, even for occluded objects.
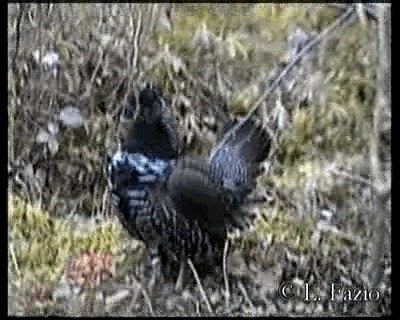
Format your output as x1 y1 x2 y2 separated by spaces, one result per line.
120 182 219 263
108 153 221 262
162 156 228 244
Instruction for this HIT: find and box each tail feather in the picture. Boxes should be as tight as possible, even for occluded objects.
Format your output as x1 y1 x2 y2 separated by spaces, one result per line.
219 118 270 168
209 118 270 209
238 120 270 166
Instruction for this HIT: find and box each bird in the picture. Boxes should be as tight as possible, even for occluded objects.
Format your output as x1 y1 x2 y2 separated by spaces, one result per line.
107 83 270 285
122 83 180 159
107 82 185 282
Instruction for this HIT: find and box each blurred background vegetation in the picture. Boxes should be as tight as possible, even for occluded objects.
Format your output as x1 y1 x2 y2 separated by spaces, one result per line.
8 4 390 316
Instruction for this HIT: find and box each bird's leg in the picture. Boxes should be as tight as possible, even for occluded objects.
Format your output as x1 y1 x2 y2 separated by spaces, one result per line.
149 257 162 293
142 247 163 294
175 260 186 291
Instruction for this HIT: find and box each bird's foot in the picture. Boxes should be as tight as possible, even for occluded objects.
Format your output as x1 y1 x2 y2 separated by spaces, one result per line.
142 248 164 294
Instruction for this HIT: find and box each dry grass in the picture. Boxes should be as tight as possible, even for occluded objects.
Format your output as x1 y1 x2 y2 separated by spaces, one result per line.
8 4 390 316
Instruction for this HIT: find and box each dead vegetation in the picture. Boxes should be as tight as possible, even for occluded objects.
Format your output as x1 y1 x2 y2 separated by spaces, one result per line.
8 4 390 316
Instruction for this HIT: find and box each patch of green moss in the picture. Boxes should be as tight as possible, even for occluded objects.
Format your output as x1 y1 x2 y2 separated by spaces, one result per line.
159 4 337 53
228 84 260 116
260 160 321 193
150 4 338 106
229 230 259 254
253 4 337 32
323 230 356 251
255 206 315 253
279 85 373 167
322 25 375 150
254 207 355 254
271 20 375 200
8 194 122 288
278 108 316 165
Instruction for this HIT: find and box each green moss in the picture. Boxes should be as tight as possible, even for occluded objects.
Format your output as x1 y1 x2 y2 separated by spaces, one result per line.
255 206 315 253
151 4 339 96
151 3 374 163
272 19 375 201
254 207 355 254
253 4 337 32
269 161 321 192
8 194 122 288
278 108 316 165
323 230 356 251
228 84 260 116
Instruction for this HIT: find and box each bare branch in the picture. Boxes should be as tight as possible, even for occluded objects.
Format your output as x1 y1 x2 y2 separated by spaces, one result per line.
222 240 230 309
368 3 391 287
215 6 356 150
187 258 214 314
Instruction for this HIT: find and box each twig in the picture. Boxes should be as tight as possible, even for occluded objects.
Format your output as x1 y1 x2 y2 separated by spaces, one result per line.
104 289 131 312
213 6 356 152
175 261 185 291
132 4 142 74
356 4 368 27
328 3 378 21
238 280 256 311
328 167 373 188
195 299 200 315
12 3 25 74
140 285 154 315
9 244 21 277
187 258 214 314
37 4 43 83
368 4 391 289
222 240 230 309
89 48 104 85
164 48 229 124
131 274 154 315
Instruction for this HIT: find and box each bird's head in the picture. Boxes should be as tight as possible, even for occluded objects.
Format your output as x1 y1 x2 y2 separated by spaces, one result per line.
132 83 167 124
